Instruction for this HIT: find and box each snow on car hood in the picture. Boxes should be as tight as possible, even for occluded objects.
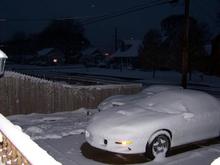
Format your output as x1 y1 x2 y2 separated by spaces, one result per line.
87 104 171 136
98 85 183 111
98 92 152 111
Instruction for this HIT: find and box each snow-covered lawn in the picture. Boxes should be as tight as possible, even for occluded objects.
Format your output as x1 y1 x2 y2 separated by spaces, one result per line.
7 64 220 88
7 108 220 165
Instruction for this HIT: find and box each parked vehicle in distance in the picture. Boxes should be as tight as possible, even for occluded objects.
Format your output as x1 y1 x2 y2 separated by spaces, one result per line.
86 86 220 159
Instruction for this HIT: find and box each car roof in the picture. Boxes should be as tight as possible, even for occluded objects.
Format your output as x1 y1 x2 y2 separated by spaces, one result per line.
142 85 182 94
137 89 220 114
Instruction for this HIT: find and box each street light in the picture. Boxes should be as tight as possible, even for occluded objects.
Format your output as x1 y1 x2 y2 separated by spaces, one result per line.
0 49 8 77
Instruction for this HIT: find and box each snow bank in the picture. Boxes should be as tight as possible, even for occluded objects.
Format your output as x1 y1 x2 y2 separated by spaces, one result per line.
0 113 61 165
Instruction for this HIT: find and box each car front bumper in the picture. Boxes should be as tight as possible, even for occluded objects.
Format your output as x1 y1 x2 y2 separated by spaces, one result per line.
85 130 145 154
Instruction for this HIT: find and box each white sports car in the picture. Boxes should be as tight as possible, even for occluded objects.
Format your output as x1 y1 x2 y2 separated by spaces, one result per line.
85 86 220 159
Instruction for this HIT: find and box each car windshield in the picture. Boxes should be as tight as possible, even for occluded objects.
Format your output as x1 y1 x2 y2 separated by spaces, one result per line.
146 101 187 114
142 85 182 94
135 91 188 114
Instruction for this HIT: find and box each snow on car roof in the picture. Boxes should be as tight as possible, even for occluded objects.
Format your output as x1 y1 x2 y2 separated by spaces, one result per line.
179 89 220 113
142 85 182 94
136 89 219 114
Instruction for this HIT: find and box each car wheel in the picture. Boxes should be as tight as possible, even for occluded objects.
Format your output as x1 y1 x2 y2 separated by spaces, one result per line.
146 134 170 160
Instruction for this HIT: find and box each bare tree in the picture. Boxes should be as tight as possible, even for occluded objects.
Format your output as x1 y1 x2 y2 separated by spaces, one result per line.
139 29 162 78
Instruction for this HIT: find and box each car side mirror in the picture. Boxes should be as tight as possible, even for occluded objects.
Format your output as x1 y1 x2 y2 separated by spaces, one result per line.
0 50 8 77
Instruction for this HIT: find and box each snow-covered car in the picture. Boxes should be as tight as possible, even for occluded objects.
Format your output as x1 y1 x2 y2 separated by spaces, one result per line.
98 85 183 111
85 88 220 160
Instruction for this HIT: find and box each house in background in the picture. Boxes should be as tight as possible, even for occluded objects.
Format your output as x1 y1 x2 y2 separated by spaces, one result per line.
111 40 141 69
32 48 65 65
79 47 106 67
19 53 37 64
1 41 37 64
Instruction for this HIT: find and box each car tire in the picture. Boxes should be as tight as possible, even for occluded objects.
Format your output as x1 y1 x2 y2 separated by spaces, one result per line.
146 134 170 160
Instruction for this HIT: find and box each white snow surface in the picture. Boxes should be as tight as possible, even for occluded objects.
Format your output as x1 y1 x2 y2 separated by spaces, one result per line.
44 66 220 88
7 108 220 165
8 108 94 140
211 157 220 165
38 48 54 56
6 64 220 89
3 65 220 164
98 85 183 111
112 40 142 58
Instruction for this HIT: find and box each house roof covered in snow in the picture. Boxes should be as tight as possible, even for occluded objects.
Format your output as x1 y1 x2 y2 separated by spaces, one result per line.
38 48 55 57
80 47 102 59
112 40 142 58
81 47 99 56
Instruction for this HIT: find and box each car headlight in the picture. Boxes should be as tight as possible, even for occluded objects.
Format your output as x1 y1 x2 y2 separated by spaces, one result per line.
115 140 133 145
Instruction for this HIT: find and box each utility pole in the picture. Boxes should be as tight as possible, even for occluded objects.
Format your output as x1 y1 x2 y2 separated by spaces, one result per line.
181 0 190 89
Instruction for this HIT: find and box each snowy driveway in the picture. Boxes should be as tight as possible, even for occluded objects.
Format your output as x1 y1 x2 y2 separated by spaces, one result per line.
8 108 220 165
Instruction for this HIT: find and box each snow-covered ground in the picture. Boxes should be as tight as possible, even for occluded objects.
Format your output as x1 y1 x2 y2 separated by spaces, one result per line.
7 64 220 88
4 65 220 164
7 108 220 165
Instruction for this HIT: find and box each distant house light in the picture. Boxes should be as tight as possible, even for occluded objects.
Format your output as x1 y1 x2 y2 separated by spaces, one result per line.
0 49 8 77
104 53 110 56
53 58 58 63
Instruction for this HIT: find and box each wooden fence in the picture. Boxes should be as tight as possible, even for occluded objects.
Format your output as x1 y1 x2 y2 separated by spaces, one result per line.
0 71 142 116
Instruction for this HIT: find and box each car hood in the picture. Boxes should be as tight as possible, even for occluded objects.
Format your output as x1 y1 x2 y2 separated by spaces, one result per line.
98 93 150 111
98 85 183 111
87 104 172 136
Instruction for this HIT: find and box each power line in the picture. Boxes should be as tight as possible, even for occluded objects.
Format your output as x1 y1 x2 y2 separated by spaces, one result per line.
0 0 172 26
81 0 164 23
81 0 172 25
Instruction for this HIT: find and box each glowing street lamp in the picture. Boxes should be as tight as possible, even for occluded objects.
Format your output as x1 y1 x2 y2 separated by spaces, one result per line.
0 49 8 77
53 58 58 63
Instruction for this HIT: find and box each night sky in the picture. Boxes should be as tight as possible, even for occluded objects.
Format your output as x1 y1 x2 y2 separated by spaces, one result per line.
0 0 219 50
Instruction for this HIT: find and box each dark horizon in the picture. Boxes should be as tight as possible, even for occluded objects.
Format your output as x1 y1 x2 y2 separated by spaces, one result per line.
0 0 219 50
